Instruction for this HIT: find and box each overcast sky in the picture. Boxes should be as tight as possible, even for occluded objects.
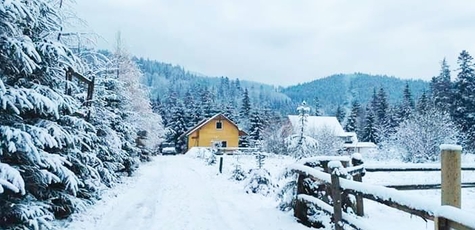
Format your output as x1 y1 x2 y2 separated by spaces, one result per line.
74 0 475 86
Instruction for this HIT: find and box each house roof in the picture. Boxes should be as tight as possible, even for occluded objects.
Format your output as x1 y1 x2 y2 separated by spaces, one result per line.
287 115 346 136
182 113 246 138
344 142 377 148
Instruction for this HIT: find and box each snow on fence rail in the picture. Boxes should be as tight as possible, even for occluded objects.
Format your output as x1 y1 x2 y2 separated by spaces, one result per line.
288 145 475 230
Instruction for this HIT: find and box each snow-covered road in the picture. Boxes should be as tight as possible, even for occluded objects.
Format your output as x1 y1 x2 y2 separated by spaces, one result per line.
64 155 309 230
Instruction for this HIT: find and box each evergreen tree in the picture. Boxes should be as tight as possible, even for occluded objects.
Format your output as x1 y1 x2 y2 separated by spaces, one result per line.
314 97 322 116
344 100 361 133
361 106 377 143
239 88 252 130
183 90 198 129
297 101 311 145
249 110 264 146
453 50 475 151
0 2 147 228
430 58 453 112
335 105 345 123
200 88 217 119
375 87 389 124
168 102 187 153
417 91 431 114
398 82 415 121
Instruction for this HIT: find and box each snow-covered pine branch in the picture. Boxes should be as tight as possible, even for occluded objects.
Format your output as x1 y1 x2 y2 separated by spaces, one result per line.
0 162 25 194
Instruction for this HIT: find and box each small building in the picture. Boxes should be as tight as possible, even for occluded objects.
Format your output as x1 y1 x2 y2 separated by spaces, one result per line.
286 115 376 154
182 113 246 151
287 115 354 141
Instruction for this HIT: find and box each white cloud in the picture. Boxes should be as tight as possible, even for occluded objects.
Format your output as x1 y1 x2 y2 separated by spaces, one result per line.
73 0 475 86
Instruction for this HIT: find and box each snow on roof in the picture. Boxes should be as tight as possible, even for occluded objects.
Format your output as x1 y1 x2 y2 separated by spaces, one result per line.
287 115 346 136
344 142 377 148
182 113 243 137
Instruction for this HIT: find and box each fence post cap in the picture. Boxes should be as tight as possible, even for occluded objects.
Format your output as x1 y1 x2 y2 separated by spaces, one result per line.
439 144 462 151
328 160 343 169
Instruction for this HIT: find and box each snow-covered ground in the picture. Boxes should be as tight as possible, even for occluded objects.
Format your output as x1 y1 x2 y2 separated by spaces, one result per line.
59 152 310 230
59 150 475 230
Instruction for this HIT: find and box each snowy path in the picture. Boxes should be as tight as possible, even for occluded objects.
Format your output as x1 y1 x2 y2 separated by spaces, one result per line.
64 155 309 230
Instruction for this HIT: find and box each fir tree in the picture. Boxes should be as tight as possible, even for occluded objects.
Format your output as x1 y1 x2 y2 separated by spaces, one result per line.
417 91 431 114
249 110 264 146
168 102 187 153
314 97 322 116
296 101 310 145
335 105 345 123
239 88 252 130
453 50 475 151
375 87 389 124
361 106 377 143
344 100 361 133
430 58 453 112
398 82 415 121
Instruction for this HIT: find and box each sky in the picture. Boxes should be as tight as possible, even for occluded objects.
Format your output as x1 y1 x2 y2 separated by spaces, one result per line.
73 0 475 86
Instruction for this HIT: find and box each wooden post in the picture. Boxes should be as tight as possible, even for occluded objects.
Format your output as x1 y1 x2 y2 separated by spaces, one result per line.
353 173 364 217
351 153 365 216
330 162 343 230
435 144 462 230
440 144 461 208
219 157 223 173
65 68 72 95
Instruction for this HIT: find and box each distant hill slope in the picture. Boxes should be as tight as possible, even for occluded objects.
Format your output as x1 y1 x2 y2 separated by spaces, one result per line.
134 57 293 112
282 73 429 114
134 56 429 116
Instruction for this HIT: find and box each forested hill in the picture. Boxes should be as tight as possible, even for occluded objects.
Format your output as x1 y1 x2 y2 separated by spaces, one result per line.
134 57 293 113
135 57 429 116
282 73 429 115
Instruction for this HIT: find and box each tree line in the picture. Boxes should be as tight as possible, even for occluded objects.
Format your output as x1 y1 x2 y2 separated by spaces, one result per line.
0 1 163 228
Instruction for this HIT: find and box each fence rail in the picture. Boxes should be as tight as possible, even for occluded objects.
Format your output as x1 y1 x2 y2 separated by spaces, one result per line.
289 146 475 230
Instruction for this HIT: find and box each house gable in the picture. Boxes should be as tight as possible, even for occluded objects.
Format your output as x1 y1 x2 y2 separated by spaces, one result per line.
185 114 242 150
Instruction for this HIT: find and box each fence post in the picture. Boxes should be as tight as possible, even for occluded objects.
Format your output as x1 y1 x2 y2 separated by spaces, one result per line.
351 153 365 217
435 144 462 230
440 144 461 208
329 161 343 230
219 157 223 173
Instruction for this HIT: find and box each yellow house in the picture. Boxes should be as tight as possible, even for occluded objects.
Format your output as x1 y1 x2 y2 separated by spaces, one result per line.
182 113 246 151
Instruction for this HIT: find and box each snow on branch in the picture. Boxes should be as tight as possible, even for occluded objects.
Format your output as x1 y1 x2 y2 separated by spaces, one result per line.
0 162 25 195
0 126 42 164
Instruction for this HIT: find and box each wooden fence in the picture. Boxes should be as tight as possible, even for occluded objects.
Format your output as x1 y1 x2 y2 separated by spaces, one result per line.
289 145 475 230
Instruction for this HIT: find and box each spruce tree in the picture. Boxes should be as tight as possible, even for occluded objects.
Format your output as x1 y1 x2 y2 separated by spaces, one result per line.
335 105 345 123
361 106 377 143
430 58 453 112
249 110 264 146
0 1 115 227
239 88 252 130
344 100 361 133
398 82 415 121
453 50 475 151
417 91 431 114
375 87 389 124
314 97 322 116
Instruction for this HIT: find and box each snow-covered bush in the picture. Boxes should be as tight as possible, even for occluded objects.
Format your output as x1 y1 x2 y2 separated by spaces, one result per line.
276 171 298 211
230 163 246 181
244 168 276 196
286 134 319 159
380 108 459 163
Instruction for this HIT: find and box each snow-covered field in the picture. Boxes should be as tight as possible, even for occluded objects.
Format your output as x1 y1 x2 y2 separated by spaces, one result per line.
59 149 475 230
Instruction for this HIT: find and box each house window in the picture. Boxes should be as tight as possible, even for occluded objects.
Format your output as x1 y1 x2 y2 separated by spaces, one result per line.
221 141 227 148
216 121 223 130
